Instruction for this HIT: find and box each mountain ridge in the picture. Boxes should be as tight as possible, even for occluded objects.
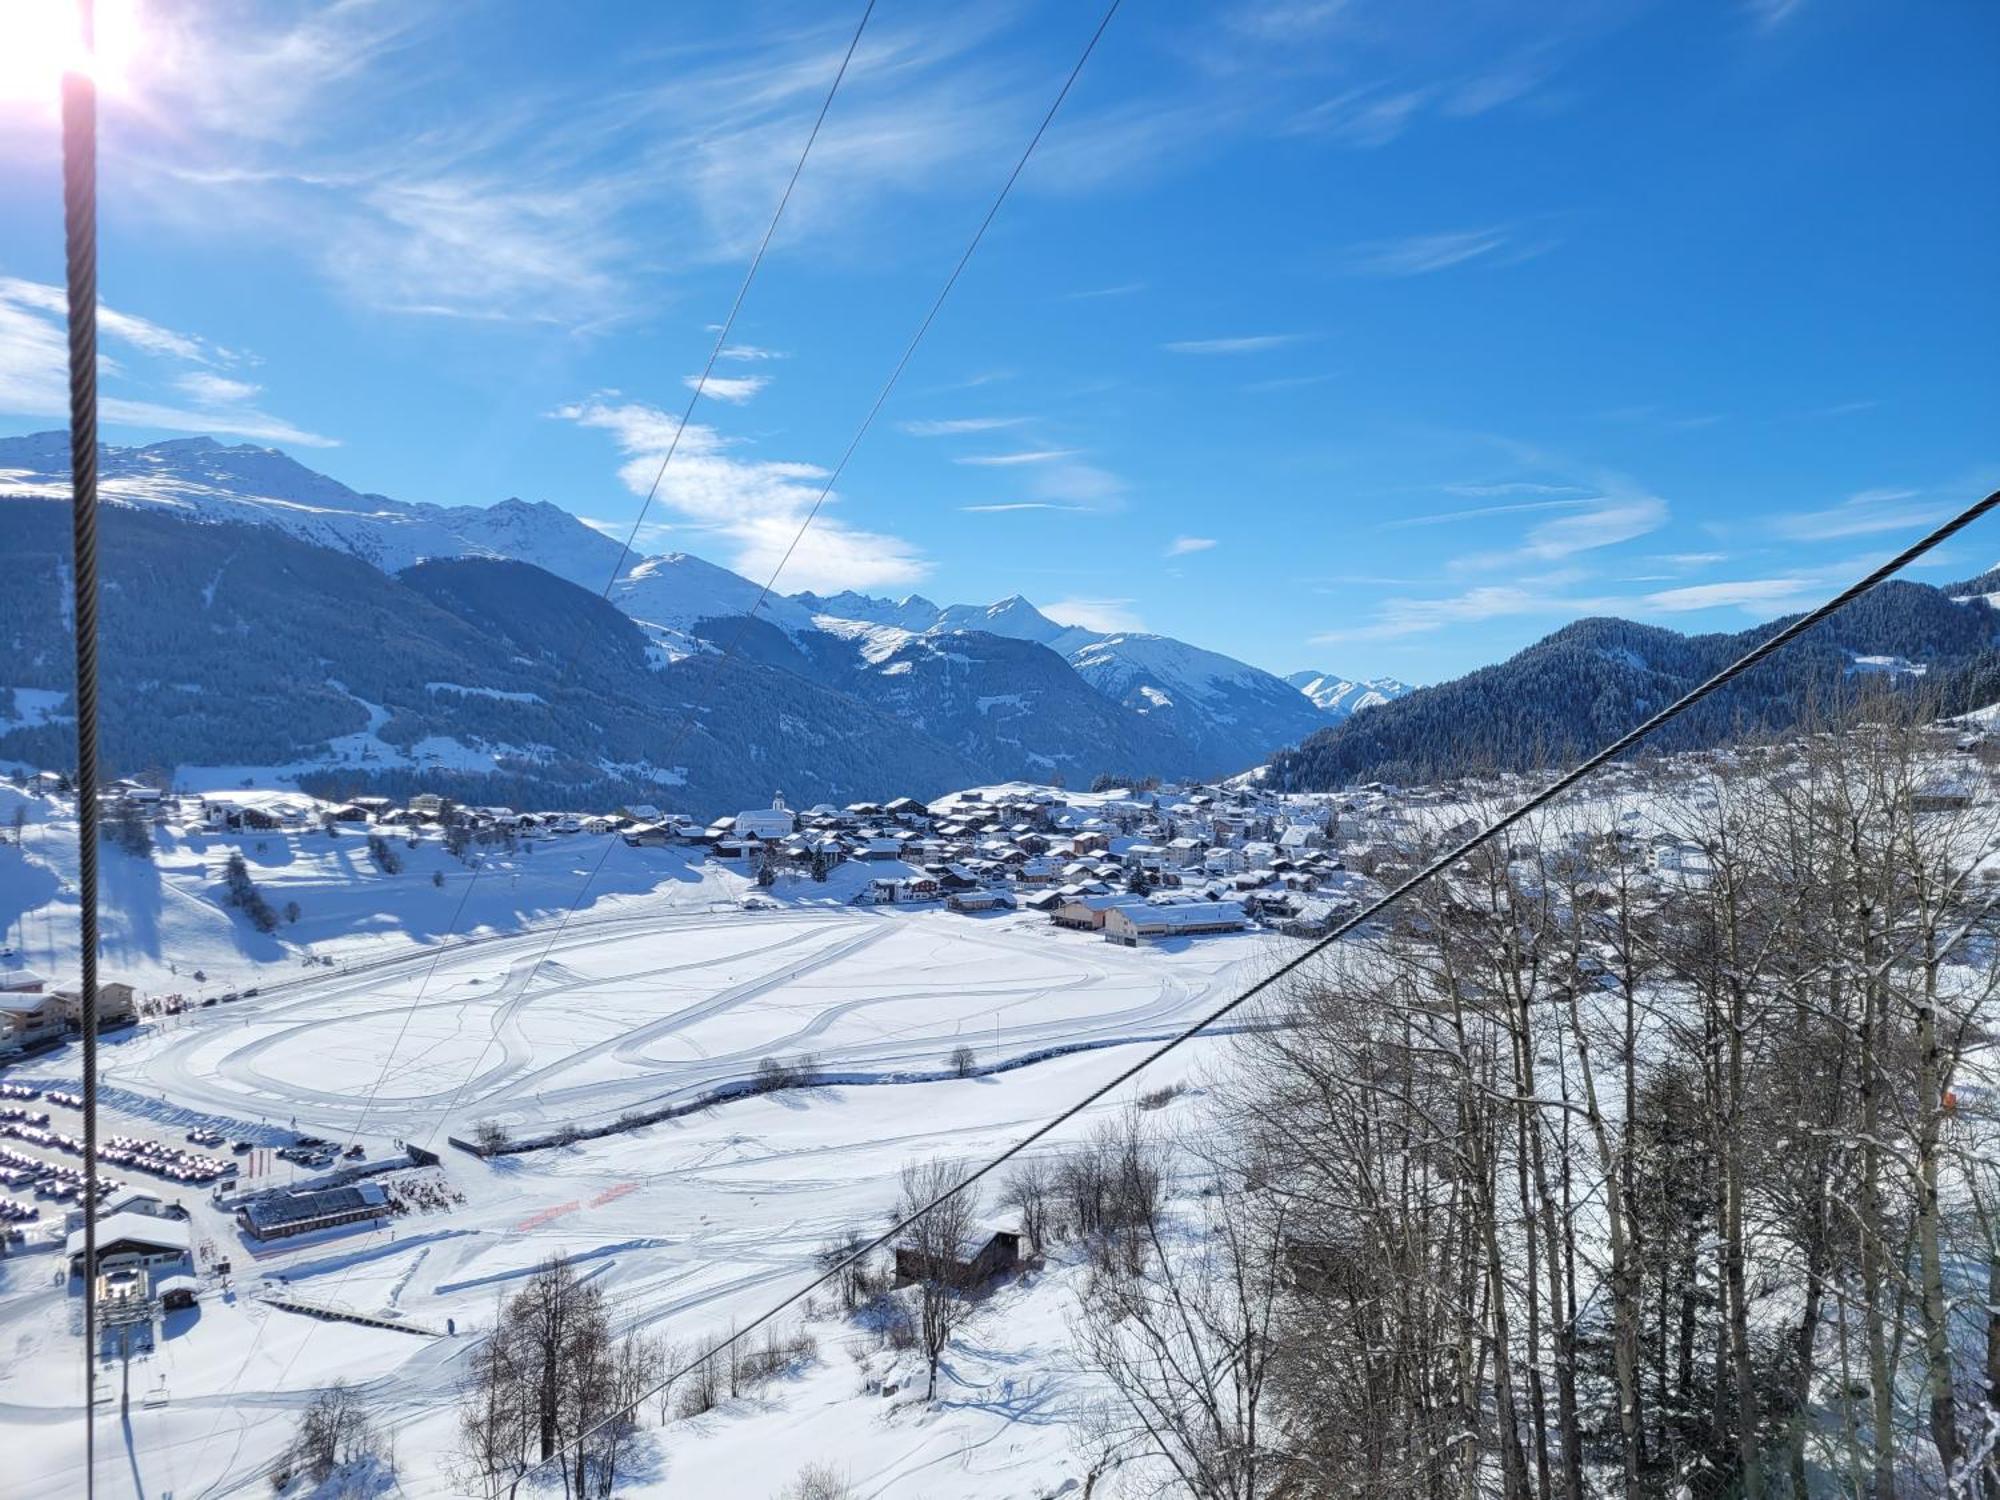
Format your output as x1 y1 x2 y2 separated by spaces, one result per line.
0 431 1379 779
1265 593 2000 790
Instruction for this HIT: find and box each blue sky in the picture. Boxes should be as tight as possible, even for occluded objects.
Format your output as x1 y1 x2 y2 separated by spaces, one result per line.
0 0 1994 683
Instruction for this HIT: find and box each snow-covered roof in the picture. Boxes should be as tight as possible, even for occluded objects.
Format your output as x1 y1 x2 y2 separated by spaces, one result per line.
67 1212 190 1257
1109 900 1247 931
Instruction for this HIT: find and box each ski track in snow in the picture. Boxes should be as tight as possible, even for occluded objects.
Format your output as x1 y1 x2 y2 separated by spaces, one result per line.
0 824 1267 1499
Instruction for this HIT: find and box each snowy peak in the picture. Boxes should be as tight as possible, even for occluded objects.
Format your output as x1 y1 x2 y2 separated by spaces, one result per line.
1286 669 1413 719
797 583 1330 771
792 590 944 632
0 430 625 589
614 552 815 638
933 594 1079 648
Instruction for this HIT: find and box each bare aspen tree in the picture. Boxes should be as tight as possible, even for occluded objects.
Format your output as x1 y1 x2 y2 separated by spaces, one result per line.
896 1156 983 1400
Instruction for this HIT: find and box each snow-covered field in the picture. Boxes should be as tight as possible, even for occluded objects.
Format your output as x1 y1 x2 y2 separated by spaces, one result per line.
0 784 1272 1497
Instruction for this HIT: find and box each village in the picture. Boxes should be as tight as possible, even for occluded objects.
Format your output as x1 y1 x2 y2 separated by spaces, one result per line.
1 727 1995 1495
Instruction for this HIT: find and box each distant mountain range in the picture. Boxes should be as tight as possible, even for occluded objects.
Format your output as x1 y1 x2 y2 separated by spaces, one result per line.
1284 670 1413 718
0 431 1401 811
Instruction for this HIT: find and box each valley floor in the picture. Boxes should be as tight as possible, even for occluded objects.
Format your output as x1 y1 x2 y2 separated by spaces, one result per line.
0 786 1268 1497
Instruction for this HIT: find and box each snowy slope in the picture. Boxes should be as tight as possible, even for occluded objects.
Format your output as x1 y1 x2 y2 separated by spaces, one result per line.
613 551 817 640
803 589 1326 772
1285 668 1413 718
0 785 1256 1498
0 431 629 590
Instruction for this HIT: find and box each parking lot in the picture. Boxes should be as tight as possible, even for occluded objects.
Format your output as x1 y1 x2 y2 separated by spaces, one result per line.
0 1085 367 1246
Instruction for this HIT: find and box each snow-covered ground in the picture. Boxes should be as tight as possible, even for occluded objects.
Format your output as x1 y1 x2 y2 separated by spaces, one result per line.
0 784 1270 1497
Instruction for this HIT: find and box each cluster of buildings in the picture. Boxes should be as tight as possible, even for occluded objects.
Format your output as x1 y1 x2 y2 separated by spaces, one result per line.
0 967 137 1059
621 782 1400 944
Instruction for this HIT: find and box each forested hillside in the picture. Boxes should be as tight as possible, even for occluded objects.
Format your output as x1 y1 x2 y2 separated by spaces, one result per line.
0 503 985 812
1266 584 2000 788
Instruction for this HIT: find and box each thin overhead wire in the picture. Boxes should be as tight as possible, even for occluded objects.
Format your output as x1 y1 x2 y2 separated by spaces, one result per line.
182 7 885 1485
414 0 1126 1156
333 0 881 1163
59 1 103 1491
599 0 879 600
512 482 2000 1483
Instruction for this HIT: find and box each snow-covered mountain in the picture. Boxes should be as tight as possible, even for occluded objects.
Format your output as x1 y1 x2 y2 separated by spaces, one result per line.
0 431 1386 787
798 589 1329 773
614 551 817 653
0 431 628 590
1285 669 1413 719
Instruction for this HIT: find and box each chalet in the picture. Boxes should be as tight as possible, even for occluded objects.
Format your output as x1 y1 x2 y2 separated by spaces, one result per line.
325 803 372 824
895 1225 1021 1288
624 803 665 822
1277 899 1345 938
53 980 138 1031
67 1209 190 1276
884 796 930 821
158 1274 200 1311
0 991 65 1050
0 959 45 993
1102 900 1248 946
409 793 447 815
622 823 673 848
1912 780 1976 814
1651 839 1714 877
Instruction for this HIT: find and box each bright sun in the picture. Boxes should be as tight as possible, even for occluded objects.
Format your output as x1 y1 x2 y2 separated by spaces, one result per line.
0 0 140 107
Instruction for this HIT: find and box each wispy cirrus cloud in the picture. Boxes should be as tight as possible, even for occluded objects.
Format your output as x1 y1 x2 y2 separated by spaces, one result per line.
1770 487 1946 542
1167 536 1218 556
1744 0 1809 33
683 373 769 405
1345 226 1549 276
1288 86 1435 148
1162 333 1307 355
953 450 1076 467
960 501 1084 514
1378 496 1594 531
899 416 1028 436
0 277 333 446
1451 493 1670 571
174 373 262 405
1640 577 1814 612
556 395 924 592
1315 568 1818 643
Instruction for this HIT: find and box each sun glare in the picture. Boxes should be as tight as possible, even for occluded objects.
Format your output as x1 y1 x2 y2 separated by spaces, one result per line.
0 0 139 107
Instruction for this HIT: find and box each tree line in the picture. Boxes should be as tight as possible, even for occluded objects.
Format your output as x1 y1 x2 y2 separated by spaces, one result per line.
1076 711 2000 1497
